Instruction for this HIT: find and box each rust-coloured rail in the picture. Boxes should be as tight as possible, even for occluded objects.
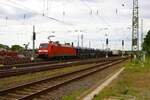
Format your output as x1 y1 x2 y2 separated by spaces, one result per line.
0 58 127 100
0 57 127 78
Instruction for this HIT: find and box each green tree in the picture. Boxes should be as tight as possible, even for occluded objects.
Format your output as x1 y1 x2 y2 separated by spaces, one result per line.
143 30 150 55
11 45 24 52
0 44 10 50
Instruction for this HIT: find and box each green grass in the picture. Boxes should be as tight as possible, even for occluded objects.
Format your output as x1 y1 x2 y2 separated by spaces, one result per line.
62 88 86 100
93 57 150 100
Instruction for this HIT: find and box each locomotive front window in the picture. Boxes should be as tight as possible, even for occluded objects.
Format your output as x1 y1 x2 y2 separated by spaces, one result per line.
39 44 48 48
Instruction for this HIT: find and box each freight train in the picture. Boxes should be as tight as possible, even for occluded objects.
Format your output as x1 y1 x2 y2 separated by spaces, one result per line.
38 41 113 59
0 50 31 65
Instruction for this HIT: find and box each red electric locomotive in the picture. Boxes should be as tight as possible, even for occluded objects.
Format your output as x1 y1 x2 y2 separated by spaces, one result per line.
38 41 76 58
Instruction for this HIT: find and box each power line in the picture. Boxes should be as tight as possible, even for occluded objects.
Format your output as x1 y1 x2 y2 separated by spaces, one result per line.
96 10 111 27
80 0 111 27
7 0 37 14
84 0 111 27
0 1 35 14
80 0 92 10
3 0 73 25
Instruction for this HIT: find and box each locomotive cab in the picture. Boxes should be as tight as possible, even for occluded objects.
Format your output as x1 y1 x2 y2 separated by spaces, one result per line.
38 43 49 58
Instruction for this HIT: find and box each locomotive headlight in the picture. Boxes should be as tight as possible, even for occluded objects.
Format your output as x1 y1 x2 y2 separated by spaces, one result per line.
38 50 48 52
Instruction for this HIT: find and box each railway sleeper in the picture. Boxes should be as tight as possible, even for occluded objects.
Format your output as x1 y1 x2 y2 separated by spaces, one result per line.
28 86 47 91
39 95 53 100
22 88 36 93
0 96 14 100
0 59 126 100
14 90 31 95
33 84 48 88
5 93 23 98
24 88 40 93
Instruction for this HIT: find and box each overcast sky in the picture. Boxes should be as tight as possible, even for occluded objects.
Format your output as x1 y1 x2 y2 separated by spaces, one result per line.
0 0 150 50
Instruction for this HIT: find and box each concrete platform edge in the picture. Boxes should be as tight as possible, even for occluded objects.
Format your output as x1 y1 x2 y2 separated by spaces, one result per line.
81 67 125 100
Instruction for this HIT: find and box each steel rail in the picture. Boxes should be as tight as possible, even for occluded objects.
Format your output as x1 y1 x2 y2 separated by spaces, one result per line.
0 58 127 100
0 57 126 78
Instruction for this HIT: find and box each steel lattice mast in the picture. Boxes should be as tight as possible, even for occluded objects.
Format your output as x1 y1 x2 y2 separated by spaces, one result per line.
132 0 139 59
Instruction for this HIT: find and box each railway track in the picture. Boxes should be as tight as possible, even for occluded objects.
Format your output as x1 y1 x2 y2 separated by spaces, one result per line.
0 57 126 78
0 58 127 100
1 57 124 70
0 58 80 70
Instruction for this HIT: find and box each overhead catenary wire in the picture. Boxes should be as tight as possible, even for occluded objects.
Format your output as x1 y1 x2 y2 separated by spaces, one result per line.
96 10 111 27
85 0 111 27
80 0 111 27
8 0 73 25
2 0 73 25
0 1 35 15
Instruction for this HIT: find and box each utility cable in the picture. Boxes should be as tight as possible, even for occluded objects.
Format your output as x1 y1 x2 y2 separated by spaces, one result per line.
80 0 111 27
5 0 73 25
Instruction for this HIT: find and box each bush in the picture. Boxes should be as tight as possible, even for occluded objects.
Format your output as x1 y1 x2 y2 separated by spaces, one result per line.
143 30 150 55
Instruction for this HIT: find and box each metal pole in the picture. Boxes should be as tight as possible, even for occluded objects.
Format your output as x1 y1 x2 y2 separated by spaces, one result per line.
132 0 139 61
43 0 45 16
5 16 8 26
89 41 91 48
106 38 108 58
81 34 83 48
122 40 124 57
32 25 36 61
141 19 143 49
63 11 65 22
141 19 145 62
77 35 80 47
47 0 49 15
23 14 26 25
102 43 104 50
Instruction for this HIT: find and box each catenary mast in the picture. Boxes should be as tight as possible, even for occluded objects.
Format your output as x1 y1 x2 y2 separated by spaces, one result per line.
132 0 139 60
